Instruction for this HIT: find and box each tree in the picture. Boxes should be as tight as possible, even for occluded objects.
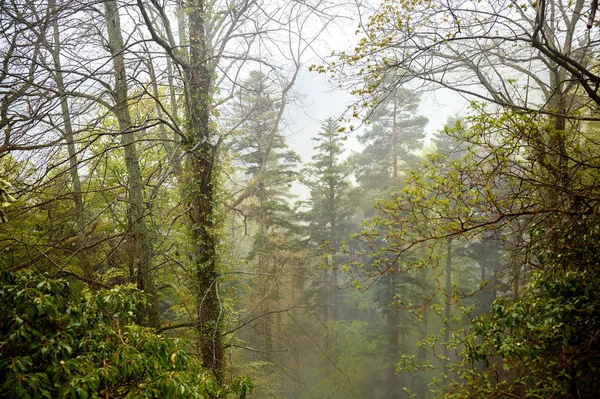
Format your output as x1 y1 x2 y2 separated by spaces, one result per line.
349 86 428 398
353 87 427 193
302 118 353 249
301 117 352 322
330 0 600 116
322 1 600 394
342 103 600 396
230 70 300 373
136 0 333 381
454 229 600 398
45 0 90 281
103 0 160 326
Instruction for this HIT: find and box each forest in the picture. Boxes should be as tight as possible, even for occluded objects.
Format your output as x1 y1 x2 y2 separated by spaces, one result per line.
1 0 600 398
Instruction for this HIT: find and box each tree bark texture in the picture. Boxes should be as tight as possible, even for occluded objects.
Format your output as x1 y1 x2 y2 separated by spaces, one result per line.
49 0 92 281
104 0 159 327
184 0 224 382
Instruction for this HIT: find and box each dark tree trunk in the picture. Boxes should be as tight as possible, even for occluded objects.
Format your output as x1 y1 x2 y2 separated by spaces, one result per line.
184 0 224 382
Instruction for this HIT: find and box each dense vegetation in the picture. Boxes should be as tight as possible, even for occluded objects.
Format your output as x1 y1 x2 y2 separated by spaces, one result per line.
2 0 600 398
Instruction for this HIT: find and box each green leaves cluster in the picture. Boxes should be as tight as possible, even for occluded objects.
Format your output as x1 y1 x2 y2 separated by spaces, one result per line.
0 272 252 398
454 266 600 398
0 178 16 223
341 96 600 397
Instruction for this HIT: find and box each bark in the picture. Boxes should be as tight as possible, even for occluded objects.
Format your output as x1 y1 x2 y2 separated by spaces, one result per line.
48 0 92 281
385 258 400 398
184 0 224 382
386 94 400 398
104 0 159 327
443 237 453 384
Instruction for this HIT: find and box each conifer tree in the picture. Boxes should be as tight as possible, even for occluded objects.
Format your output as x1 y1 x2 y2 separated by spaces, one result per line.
353 87 427 195
301 118 352 325
351 87 428 398
302 118 352 248
230 71 301 394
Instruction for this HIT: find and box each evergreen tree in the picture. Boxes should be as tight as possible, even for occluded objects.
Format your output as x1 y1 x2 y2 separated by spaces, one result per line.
300 117 352 354
302 118 352 249
349 87 429 398
353 87 428 195
229 71 301 397
233 71 299 232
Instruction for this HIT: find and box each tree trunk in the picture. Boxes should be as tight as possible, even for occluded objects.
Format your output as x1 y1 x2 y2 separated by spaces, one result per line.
104 0 159 327
385 260 400 399
258 196 273 362
392 94 398 180
185 0 224 382
414 268 429 399
415 308 428 399
444 237 452 384
386 92 400 398
49 0 92 281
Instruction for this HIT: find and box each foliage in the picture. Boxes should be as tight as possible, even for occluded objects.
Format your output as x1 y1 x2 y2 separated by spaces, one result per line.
449 266 600 399
320 0 600 120
231 70 300 231
0 178 16 223
352 87 426 190
341 98 600 397
301 118 353 246
0 272 252 399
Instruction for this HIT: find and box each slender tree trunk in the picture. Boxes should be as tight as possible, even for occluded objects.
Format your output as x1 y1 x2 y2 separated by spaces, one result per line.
145 51 181 176
386 93 400 398
328 144 339 324
257 192 273 362
392 95 398 180
104 0 159 327
49 0 92 280
385 261 400 399
444 237 453 384
414 268 429 399
175 0 188 59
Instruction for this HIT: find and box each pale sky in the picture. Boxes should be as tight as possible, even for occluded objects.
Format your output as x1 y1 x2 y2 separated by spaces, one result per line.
281 6 470 199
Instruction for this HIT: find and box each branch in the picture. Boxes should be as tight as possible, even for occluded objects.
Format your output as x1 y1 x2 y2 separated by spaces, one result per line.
137 0 189 69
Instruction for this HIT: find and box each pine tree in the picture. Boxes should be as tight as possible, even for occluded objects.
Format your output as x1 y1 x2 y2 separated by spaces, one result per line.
230 71 301 395
351 87 428 398
353 87 428 195
302 118 352 249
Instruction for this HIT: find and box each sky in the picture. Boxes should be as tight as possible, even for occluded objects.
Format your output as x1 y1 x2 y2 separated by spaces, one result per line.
285 69 470 161
284 67 469 200
279 5 470 199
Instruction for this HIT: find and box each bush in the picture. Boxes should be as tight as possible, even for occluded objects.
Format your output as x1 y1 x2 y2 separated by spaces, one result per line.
448 269 600 399
0 272 252 398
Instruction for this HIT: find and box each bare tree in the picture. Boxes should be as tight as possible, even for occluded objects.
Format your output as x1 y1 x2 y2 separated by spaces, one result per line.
103 0 160 327
337 0 600 117
136 0 336 381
